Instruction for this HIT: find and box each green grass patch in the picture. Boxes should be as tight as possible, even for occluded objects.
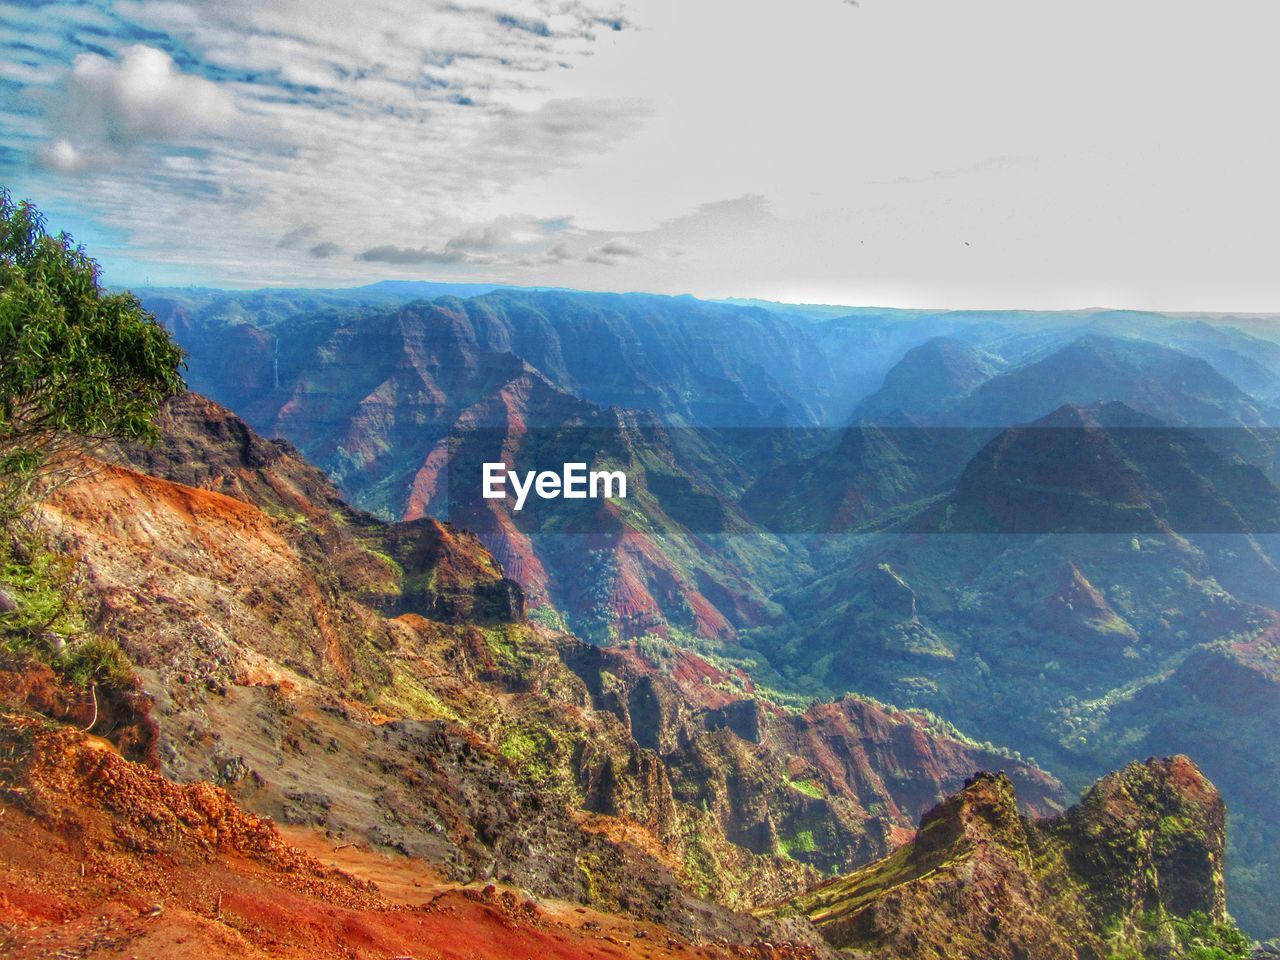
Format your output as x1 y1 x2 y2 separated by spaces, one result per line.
378 665 462 723
0 533 134 691
778 829 818 858
785 776 826 800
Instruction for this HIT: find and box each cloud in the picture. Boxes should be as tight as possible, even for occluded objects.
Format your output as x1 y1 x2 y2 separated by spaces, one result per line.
495 13 552 37
4 0 1279 310
309 241 342 258
515 240 575 267
441 213 569 253
356 213 571 266
37 138 92 173
585 236 642 264
277 224 317 249
1 0 649 282
59 44 238 150
480 98 649 171
356 244 482 266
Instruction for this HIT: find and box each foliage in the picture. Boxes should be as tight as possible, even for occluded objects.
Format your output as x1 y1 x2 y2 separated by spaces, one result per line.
1107 910 1252 960
785 776 826 799
57 634 133 690
0 192 169 691
0 533 83 646
0 530 132 690
526 602 568 632
0 190 185 515
778 829 817 857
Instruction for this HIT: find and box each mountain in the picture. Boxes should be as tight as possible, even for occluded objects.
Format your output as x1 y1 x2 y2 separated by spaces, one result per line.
0 712 825 960
42 398 804 929
922 402 1280 535
0 392 1251 957
563 642 1064 877
743 333 1280 536
146 285 1280 938
10 394 1079 935
741 420 985 534
158 289 881 642
395 367 784 642
956 334 1268 427
1076 312 1280 402
781 757 1236 960
751 403 1280 934
1103 632 1280 935
170 290 859 443
155 290 1280 643
853 336 1006 421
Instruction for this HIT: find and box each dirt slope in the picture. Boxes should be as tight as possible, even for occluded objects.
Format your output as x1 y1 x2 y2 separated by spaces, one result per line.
0 714 820 960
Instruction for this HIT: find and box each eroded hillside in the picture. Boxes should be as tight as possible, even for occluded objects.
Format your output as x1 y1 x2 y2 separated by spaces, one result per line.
0 392 1255 958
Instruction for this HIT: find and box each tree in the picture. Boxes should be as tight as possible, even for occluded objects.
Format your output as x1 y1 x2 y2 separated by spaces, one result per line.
0 190 185 515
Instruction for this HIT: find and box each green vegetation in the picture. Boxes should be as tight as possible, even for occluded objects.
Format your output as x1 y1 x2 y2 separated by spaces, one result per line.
495 715 568 791
484 624 526 672
790 840 921 922
1107 910 1251 960
0 531 131 690
777 829 817 857
379 664 462 723
0 192 182 692
526 602 568 632
498 727 545 764
785 776 826 799
0 191 184 516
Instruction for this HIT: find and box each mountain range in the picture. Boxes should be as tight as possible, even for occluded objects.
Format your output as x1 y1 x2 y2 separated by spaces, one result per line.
0 387 1248 959
118 283 1280 942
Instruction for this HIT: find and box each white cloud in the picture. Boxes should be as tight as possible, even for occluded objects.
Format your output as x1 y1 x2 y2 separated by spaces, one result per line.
5 0 1280 310
3 0 650 286
37 138 92 174
60 44 238 149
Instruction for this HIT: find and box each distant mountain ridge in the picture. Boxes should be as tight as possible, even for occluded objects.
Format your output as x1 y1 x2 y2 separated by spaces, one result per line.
853 336 1007 420
956 334 1267 427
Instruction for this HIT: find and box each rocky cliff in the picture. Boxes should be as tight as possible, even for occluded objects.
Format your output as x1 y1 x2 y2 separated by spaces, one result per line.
782 757 1239 960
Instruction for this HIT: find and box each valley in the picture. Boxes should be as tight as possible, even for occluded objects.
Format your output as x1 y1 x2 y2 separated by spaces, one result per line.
2 0 1274 953
150 283 1280 940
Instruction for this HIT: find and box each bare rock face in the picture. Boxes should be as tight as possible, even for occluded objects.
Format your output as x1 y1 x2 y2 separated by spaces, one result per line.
785 757 1231 960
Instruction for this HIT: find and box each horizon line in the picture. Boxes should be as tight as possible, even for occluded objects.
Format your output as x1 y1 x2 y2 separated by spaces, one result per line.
110 277 1280 320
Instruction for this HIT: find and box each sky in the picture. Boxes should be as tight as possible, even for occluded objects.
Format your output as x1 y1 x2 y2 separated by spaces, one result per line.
2 0 1279 311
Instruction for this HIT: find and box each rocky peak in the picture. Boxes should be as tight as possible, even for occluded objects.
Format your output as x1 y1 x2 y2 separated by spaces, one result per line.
785 756 1233 960
917 770 1026 852
1049 755 1227 925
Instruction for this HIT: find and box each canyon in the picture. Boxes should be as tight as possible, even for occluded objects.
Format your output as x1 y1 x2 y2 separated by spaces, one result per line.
0 390 1248 958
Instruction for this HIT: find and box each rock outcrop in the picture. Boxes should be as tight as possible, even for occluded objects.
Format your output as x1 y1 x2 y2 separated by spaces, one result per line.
784 757 1232 960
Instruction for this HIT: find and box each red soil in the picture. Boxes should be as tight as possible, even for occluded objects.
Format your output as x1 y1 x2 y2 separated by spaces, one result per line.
0 715 805 960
